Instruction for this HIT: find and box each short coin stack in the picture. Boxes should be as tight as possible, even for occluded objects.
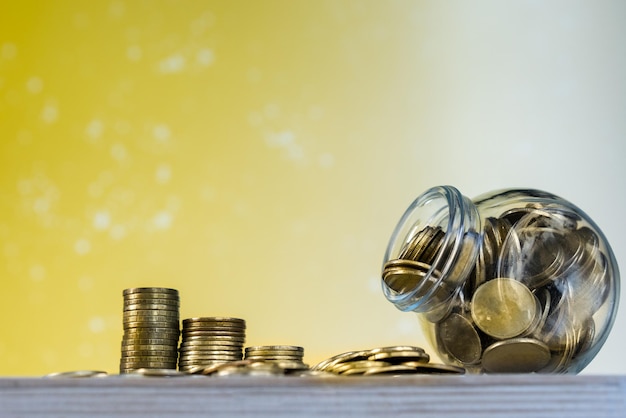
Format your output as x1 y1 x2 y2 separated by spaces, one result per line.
244 345 307 369
120 287 180 374
178 317 246 373
313 346 465 376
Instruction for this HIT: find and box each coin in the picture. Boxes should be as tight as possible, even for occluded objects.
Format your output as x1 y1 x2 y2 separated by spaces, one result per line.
368 346 425 354
121 338 180 346
403 363 465 374
329 360 389 374
179 340 243 348
246 345 303 352
471 278 538 339
368 350 430 364
123 302 180 310
123 298 180 307
123 287 179 296
481 338 551 373
182 317 245 328
123 328 180 336
436 313 482 365
362 365 418 376
399 226 439 262
123 293 180 301
129 368 187 377
45 370 108 378
123 320 180 328
382 260 452 311
121 351 179 360
312 350 370 371
243 345 304 363
314 345 453 376
181 330 245 337
182 335 245 343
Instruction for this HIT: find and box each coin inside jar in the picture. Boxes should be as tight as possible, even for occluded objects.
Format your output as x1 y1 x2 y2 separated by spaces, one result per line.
481 338 551 373
436 313 482 365
471 278 538 339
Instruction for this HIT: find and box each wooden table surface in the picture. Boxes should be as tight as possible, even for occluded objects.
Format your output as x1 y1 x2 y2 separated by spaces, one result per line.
1 374 624 417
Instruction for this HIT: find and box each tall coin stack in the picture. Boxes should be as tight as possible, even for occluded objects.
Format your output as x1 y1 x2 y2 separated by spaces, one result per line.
120 287 180 374
178 317 246 373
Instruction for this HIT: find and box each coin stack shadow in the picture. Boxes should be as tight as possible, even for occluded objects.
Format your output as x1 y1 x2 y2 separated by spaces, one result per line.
120 287 180 374
244 345 307 368
178 317 246 373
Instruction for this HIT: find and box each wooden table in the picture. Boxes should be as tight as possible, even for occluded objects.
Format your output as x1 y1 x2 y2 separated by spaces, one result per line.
1 374 624 417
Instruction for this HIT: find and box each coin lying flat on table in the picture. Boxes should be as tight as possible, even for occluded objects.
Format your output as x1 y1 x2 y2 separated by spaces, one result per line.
45 370 108 378
313 346 463 376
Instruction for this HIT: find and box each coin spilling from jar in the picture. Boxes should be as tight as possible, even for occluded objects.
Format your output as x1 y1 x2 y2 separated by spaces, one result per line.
383 204 610 373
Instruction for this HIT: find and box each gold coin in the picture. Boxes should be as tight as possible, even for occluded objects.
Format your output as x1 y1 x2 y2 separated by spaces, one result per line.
245 345 303 352
123 294 180 302
123 335 179 342
183 335 245 342
123 287 179 295
245 355 303 362
121 343 178 351
368 350 430 364
124 303 180 312
382 261 450 306
181 329 244 336
244 349 302 356
129 368 187 377
122 339 179 346
120 349 178 356
123 298 179 306
179 340 243 347
471 278 537 339
362 365 418 376
436 313 482 365
179 355 241 362
329 360 389 374
179 346 243 353
481 338 551 373
312 350 370 371
244 352 303 358
182 317 245 326
367 346 425 354
44 370 108 378
179 351 242 357
405 362 465 374
124 309 180 317
123 321 179 329
123 328 180 336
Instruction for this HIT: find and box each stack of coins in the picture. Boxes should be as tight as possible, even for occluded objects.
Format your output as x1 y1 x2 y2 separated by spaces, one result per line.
313 346 464 376
244 345 308 369
120 287 180 374
178 317 246 373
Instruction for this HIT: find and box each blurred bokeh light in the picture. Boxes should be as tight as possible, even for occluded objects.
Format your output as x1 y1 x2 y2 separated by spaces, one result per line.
1 1 625 375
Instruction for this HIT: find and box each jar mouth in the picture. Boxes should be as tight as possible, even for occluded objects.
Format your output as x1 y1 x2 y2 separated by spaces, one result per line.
382 185 482 313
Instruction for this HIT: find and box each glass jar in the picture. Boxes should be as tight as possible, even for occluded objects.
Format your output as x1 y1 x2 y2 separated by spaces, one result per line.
382 186 620 374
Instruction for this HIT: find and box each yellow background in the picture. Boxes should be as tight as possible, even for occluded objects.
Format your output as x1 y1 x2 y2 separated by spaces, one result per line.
1 1 625 375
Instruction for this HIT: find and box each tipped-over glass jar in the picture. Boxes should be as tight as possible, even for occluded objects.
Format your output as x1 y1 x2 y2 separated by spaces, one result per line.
382 186 620 374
